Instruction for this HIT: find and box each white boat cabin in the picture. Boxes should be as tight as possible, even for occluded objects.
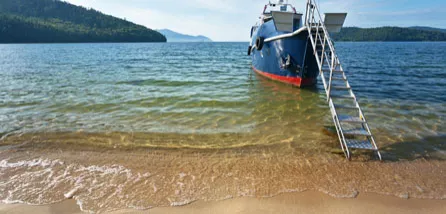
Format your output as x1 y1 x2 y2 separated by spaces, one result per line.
257 0 303 33
253 0 347 34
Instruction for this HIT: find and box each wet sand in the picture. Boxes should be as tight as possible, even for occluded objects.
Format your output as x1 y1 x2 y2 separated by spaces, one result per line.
1 191 445 214
1 133 445 213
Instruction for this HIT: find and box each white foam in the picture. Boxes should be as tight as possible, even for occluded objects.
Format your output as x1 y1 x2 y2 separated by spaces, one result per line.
170 200 195 207
127 204 152 210
0 158 63 168
221 195 233 200
76 165 132 177
64 187 79 199
317 188 359 198
2 198 27 205
0 158 159 212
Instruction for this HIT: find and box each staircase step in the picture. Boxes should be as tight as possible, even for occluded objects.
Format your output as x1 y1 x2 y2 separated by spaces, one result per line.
331 85 351 90
330 94 355 99
334 104 359 110
343 128 371 136
345 139 375 150
331 76 347 81
338 115 365 123
322 69 343 73
322 64 340 69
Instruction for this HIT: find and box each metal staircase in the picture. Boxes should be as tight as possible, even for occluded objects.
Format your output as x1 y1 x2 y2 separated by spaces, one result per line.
304 0 382 160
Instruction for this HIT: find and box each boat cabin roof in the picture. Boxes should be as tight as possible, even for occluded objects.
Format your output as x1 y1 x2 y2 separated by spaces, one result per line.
261 1 301 21
255 1 303 31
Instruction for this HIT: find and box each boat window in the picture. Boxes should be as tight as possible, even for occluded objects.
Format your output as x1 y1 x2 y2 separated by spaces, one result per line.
263 16 273 23
293 14 303 29
293 18 300 28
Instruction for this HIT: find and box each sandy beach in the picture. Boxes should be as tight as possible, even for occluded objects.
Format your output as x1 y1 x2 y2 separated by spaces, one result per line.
0 133 445 213
1 191 445 214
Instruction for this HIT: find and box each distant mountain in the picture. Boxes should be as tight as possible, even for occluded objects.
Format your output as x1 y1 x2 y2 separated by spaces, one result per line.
157 29 212 42
409 26 446 33
331 27 446 41
0 0 166 43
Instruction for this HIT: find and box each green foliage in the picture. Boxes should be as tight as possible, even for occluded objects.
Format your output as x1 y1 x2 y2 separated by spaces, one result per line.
409 26 446 33
332 27 446 42
0 0 166 43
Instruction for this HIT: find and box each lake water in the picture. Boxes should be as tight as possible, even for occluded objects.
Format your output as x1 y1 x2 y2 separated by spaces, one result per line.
0 42 445 212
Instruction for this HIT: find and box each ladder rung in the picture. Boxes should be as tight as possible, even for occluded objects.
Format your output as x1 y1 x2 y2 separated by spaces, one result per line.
331 77 347 81
325 61 341 65
343 128 371 136
345 139 375 150
330 94 354 99
322 69 343 73
322 64 341 68
334 104 359 110
331 85 351 90
338 115 365 123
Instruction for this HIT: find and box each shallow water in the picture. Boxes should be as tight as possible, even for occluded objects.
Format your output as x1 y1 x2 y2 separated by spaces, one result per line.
0 42 445 149
0 42 445 212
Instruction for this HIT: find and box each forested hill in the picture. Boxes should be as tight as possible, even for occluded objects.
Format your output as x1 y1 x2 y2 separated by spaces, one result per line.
0 0 166 43
332 27 446 42
409 26 446 33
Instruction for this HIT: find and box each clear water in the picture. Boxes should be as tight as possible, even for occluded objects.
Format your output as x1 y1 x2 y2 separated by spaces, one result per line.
0 42 445 150
0 42 445 212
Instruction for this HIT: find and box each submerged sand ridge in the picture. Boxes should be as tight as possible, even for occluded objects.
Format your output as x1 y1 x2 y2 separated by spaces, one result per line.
0 132 445 213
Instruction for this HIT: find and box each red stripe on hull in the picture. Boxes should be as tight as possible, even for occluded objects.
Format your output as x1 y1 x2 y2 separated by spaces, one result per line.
252 66 316 87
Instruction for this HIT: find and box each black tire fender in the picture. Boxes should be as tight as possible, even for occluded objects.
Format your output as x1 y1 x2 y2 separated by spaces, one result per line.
247 46 252 56
256 37 265 51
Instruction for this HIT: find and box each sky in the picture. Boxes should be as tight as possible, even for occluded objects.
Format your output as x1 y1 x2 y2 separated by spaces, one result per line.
66 0 446 41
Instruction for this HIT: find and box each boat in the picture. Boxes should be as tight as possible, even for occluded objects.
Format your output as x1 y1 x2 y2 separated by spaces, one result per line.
248 0 345 88
249 0 383 160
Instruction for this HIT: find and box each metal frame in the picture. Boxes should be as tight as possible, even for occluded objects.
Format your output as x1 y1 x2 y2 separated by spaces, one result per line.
304 0 382 161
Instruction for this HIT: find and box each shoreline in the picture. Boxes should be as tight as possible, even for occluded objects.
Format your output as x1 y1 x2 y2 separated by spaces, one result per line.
1 133 445 213
1 191 445 214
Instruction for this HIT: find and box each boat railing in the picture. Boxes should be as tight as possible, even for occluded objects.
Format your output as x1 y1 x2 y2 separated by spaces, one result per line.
305 0 338 98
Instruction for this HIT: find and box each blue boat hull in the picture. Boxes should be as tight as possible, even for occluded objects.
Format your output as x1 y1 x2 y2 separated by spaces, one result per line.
250 20 319 87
